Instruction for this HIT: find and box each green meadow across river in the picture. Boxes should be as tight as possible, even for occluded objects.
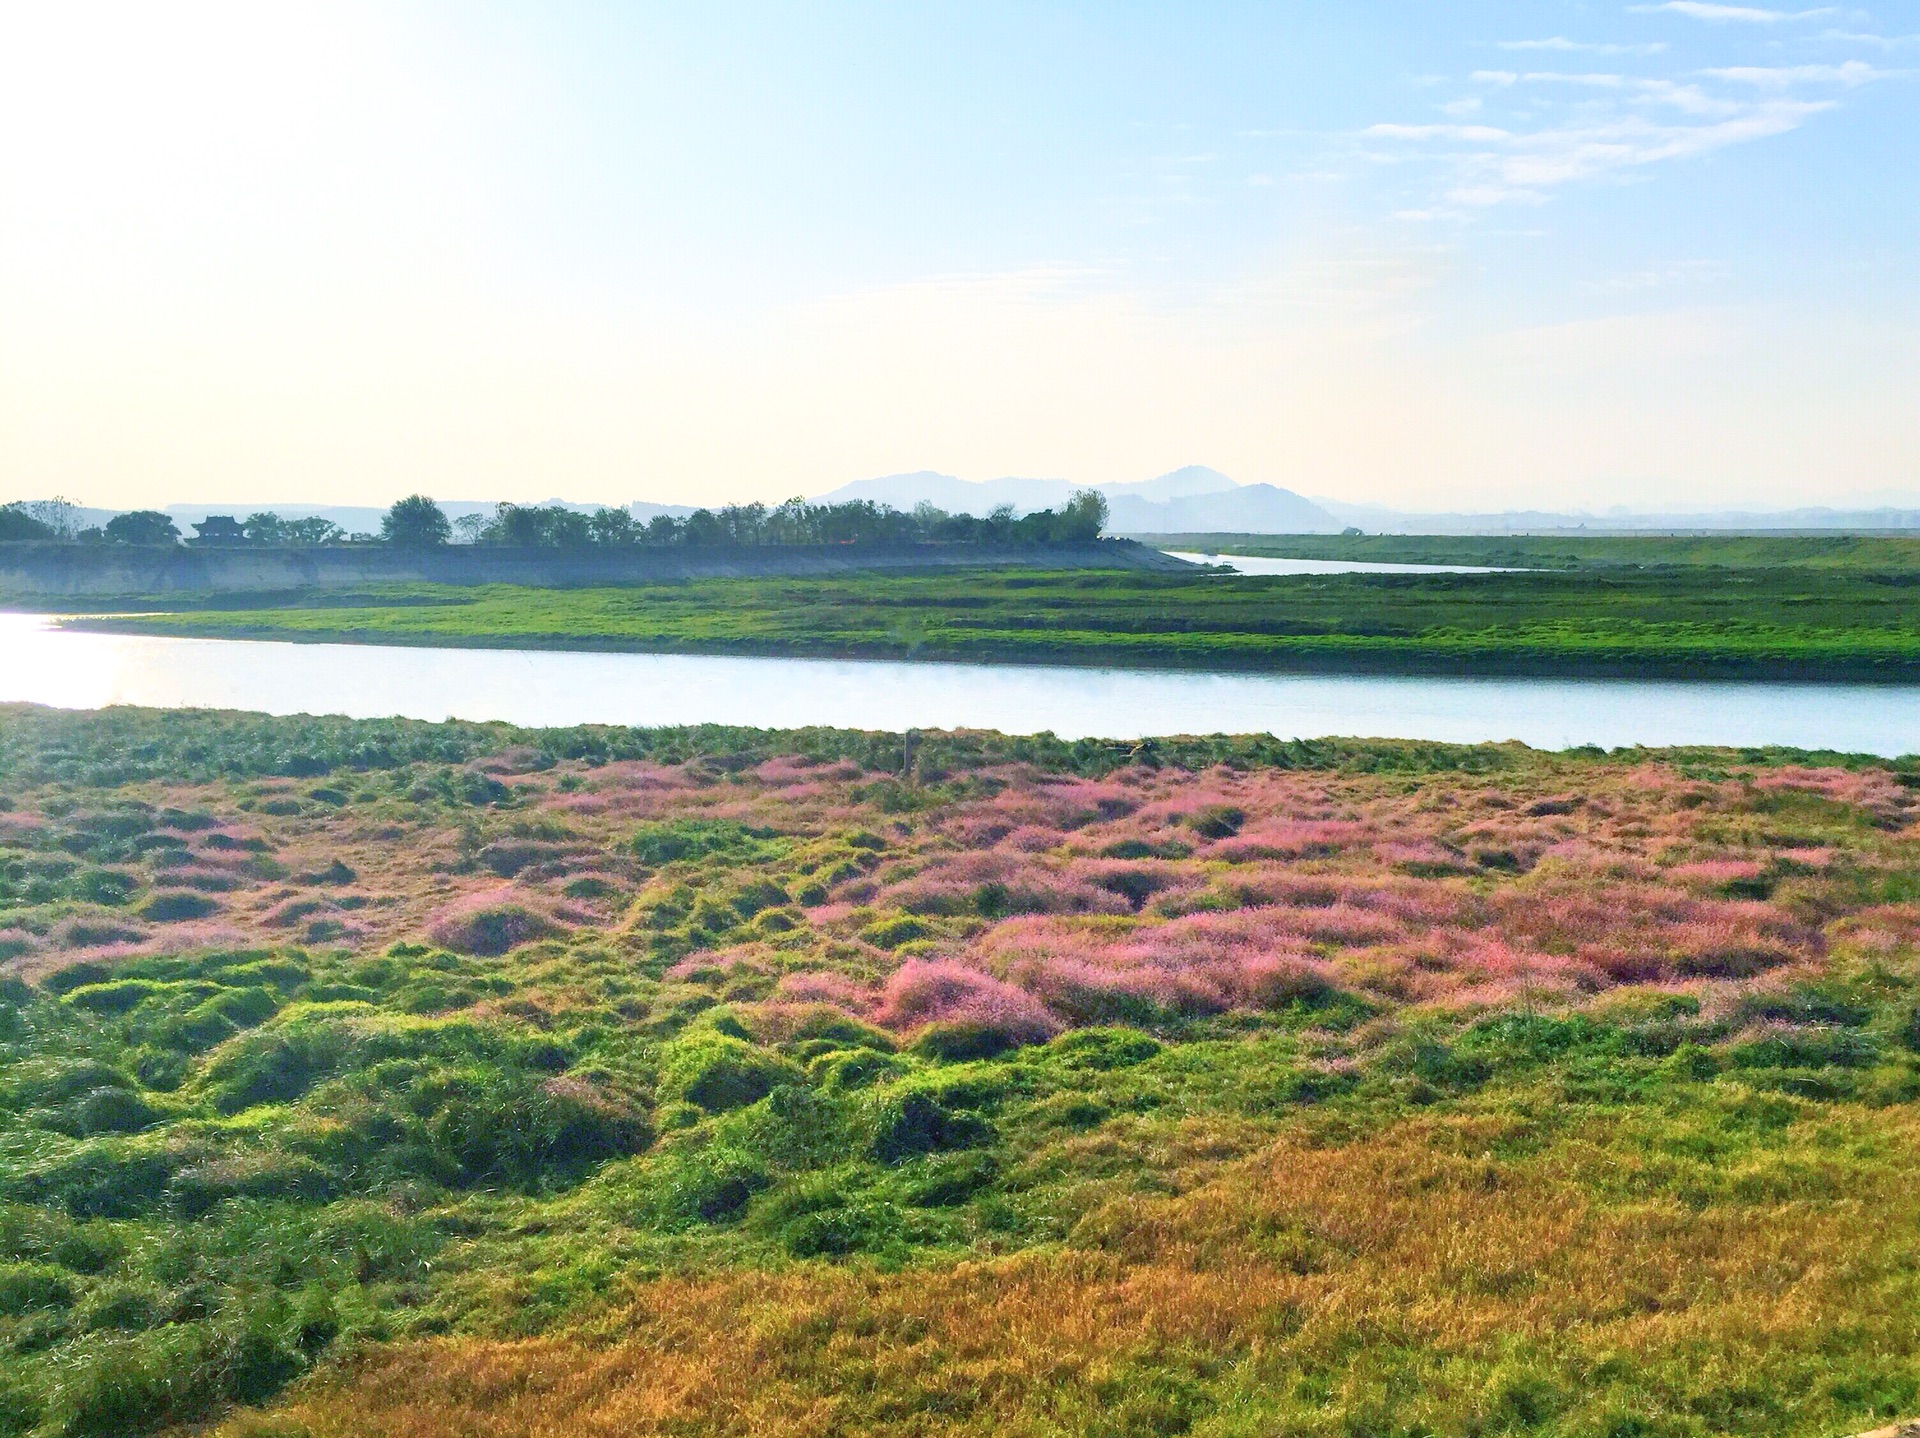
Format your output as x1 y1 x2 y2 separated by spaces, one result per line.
53 547 1920 680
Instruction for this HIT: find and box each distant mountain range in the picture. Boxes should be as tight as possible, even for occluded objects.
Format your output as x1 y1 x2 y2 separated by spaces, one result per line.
812 470 1920 534
811 467 1343 533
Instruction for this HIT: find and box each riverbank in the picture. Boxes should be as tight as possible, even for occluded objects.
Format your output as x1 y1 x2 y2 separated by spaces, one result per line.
0 538 1190 598
58 615 1920 681
52 564 1920 681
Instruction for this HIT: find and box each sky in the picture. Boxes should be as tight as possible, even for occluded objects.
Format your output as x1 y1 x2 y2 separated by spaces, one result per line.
0 2 1915 514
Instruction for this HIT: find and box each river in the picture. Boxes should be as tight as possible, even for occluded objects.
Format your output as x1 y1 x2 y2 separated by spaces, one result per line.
0 614 1914 754
1163 552 1528 575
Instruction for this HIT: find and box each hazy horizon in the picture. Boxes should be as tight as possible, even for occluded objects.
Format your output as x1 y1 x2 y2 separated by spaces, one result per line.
3 3 1915 515
26 460 1920 525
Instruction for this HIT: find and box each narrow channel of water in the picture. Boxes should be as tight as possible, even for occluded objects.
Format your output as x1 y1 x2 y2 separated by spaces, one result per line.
1 615 1914 754
1163 551 1528 575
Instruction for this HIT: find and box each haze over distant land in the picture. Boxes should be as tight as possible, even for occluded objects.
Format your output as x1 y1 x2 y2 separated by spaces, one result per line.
812 467 1342 533
30 468 1920 538
1308 498 1920 536
808 469 1920 535
1 7 1914 514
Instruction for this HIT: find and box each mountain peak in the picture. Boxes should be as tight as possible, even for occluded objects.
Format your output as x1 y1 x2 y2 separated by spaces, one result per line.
806 468 1337 534
1105 466 1241 502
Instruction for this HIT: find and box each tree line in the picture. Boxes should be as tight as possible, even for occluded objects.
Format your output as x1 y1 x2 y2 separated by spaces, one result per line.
0 502 347 547
0 491 1110 548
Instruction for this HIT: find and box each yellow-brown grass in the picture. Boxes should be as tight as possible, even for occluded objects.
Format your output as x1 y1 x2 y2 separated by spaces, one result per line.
234 1102 1920 1437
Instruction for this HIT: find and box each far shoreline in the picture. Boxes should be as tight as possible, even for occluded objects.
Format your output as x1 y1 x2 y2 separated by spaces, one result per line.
46 610 1920 686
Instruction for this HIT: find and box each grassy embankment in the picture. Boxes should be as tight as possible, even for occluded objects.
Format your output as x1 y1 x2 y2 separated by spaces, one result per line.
0 705 1916 1435
51 557 1920 679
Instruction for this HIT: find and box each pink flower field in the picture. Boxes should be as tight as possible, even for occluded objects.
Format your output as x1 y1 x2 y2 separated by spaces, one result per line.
7 741 1917 1052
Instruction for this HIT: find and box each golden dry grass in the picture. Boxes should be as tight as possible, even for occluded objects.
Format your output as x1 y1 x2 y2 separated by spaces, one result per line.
238 1102 1920 1438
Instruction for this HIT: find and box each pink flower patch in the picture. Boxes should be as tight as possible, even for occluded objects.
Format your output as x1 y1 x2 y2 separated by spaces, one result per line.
1668 859 1766 886
1375 839 1475 874
872 959 1060 1042
1213 819 1373 861
774 970 876 1011
878 851 1130 918
425 885 575 956
970 909 1347 1020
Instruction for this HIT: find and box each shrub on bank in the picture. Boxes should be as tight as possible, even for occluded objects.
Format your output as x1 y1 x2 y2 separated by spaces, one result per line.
426 895 567 956
659 1032 803 1113
138 891 219 923
873 961 1059 1048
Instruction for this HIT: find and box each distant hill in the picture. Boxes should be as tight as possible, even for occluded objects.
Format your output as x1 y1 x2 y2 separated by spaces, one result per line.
1102 465 1240 502
810 467 1341 534
810 472 1088 513
1106 483 1339 534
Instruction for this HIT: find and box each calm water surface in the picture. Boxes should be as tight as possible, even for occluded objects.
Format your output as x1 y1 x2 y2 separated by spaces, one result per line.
1164 551 1528 576
1 615 1915 755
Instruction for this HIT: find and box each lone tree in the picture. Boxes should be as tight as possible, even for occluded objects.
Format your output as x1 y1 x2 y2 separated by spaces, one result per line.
20 498 85 538
103 511 182 545
381 495 451 548
1058 488 1109 541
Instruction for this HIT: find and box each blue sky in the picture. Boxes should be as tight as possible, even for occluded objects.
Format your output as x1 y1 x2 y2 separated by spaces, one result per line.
0 1 1914 510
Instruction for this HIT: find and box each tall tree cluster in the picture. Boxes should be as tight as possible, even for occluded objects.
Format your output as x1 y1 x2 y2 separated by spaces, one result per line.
443 490 1109 549
0 490 1110 548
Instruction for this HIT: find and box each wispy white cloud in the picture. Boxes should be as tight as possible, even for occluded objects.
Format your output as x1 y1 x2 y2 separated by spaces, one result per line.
1372 9 1907 211
1636 80 1742 115
1820 29 1920 49
1499 37 1667 53
1492 100 1831 191
1706 61 1887 85
1515 71 1629 86
1368 96 1835 207
1631 2 1833 22
1497 72 1740 114
1366 123 1513 142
